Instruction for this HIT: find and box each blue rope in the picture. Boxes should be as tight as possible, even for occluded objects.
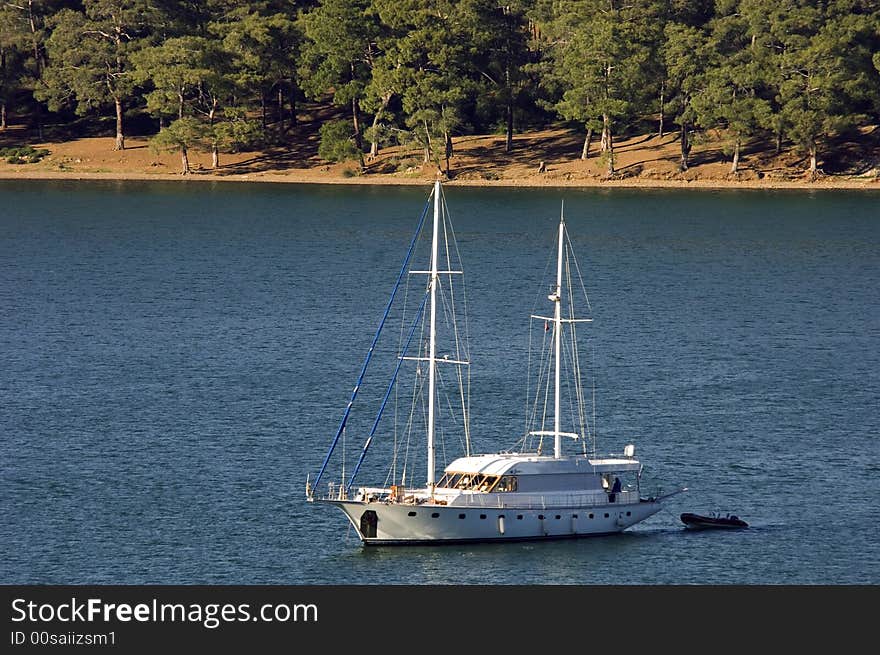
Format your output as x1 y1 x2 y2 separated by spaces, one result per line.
311 192 432 494
346 289 430 494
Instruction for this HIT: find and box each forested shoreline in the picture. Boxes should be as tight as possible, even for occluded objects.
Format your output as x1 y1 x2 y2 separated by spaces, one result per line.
1 1 878 177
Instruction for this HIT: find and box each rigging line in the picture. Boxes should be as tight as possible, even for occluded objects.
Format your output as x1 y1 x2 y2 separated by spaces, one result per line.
434 363 464 454
537 329 555 455
440 191 470 363
532 236 557 319
346 289 431 494
393 265 414 485
521 222 557 452
573 325 588 457
404 361 433 488
313 193 432 492
440 198 471 457
561 319 581 448
565 227 593 313
523 319 534 449
566 235 597 456
564 249 588 448
526 316 552 452
386 340 425 489
591 381 597 457
441 192 473 456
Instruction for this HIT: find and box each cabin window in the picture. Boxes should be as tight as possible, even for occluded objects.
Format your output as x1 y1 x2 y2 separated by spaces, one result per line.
589 513 594 519
408 511 417 517
626 511 631 517
517 515 523 520
573 514 579 519
495 475 518 492
436 472 458 488
438 471 501 492
480 514 487 520
459 514 466 519
555 515 561 520
604 513 609 518
538 514 545 520
431 512 439 518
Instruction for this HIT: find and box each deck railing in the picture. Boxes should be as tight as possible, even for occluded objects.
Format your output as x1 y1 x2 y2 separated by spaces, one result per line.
456 489 639 508
321 485 642 508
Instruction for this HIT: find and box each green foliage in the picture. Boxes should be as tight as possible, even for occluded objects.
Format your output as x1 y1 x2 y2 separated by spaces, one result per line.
318 119 361 163
1 146 50 163
150 117 205 153
4 0 879 169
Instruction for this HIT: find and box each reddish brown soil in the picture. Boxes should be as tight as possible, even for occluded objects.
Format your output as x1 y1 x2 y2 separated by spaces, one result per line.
1 122 878 190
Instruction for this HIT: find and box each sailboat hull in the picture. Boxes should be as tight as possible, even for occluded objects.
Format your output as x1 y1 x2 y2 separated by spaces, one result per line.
322 498 664 546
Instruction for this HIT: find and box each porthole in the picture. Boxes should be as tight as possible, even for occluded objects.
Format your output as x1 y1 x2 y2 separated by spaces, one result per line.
589 513 594 519
458 513 466 519
517 515 524 520
431 512 440 518
604 513 609 518
480 514 487 519
626 511 631 517
408 511 417 517
573 514 579 519
538 514 545 520
555 515 561 520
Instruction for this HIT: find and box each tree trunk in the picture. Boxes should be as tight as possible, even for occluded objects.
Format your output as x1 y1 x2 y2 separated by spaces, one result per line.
289 79 297 127
600 115 610 152
606 127 615 177
444 130 452 176
114 97 125 150
27 0 44 74
658 81 665 137
178 90 184 120
0 48 6 129
180 146 189 175
277 86 284 132
368 93 392 159
809 141 817 176
352 98 363 152
260 92 267 131
209 102 219 169
581 128 593 160
775 130 782 155
679 121 689 171
505 98 513 153
423 119 432 163
113 36 124 150
730 138 740 174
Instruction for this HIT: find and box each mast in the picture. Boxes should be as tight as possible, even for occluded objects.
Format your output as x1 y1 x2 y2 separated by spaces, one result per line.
553 204 564 459
427 180 440 487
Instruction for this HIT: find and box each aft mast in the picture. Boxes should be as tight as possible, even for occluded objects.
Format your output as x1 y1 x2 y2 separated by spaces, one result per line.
528 203 592 459
553 206 564 459
427 179 440 488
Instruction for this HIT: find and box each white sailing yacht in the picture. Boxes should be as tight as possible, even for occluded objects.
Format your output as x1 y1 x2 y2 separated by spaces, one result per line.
307 180 685 545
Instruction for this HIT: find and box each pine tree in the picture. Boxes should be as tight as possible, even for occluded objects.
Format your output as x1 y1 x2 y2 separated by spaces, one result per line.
538 0 663 176
37 0 161 150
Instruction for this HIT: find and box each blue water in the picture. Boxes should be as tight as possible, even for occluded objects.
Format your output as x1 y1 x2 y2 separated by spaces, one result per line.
1 180 878 584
